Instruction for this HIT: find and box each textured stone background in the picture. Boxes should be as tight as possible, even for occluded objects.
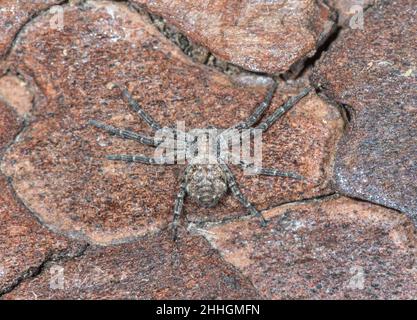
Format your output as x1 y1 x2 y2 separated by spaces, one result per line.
0 0 415 299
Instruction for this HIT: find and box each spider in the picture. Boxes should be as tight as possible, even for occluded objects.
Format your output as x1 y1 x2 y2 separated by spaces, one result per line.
89 82 311 240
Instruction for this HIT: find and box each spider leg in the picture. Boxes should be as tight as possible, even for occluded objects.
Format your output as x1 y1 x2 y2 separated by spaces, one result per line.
89 120 183 151
89 120 158 146
233 81 278 130
222 152 305 180
242 165 305 180
106 154 175 165
219 81 278 151
255 87 312 132
220 161 268 227
172 180 187 241
113 83 162 131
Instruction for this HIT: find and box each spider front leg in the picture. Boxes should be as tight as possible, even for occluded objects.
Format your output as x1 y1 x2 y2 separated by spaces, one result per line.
111 83 162 131
220 162 268 227
256 87 312 132
234 81 278 130
89 120 182 150
89 120 158 146
106 154 176 164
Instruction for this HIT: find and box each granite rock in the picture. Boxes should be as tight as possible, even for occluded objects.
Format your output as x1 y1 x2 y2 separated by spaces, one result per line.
312 0 417 222
0 174 85 294
132 0 335 74
3 231 259 299
199 196 417 299
0 0 64 58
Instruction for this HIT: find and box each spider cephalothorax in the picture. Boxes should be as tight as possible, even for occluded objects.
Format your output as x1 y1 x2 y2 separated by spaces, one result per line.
89 82 311 240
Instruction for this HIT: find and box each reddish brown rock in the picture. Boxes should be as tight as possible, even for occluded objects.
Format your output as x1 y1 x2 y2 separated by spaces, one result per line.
0 100 22 153
0 175 85 295
312 0 417 222
1 1 343 244
198 197 417 299
3 231 259 299
0 75 34 117
0 0 64 58
312 0 416 110
132 0 335 74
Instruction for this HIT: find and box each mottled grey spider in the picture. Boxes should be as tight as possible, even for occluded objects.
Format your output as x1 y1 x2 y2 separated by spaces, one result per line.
89 83 311 240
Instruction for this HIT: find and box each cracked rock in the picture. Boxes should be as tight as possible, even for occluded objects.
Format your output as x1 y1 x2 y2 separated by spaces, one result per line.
198 196 417 299
2 231 259 299
0 174 85 294
0 100 22 153
132 0 336 74
312 0 417 222
1 1 344 244
0 0 64 58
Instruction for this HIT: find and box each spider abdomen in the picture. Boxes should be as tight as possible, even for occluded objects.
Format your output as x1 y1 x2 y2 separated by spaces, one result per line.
185 164 228 208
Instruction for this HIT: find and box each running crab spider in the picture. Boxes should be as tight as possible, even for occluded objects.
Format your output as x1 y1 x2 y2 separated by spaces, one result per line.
89 82 311 240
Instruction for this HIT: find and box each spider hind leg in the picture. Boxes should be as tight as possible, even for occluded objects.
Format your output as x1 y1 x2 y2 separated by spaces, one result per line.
172 181 187 241
220 162 268 227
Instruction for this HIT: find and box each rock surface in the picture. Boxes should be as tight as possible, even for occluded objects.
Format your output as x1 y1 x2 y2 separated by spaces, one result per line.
2 1 343 245
199 196 417 299
0 0 415 301
313 0 416 110
0 0 64 58
3 231 259 299
132 0 335 74
0 100 22 153
0 174 85 294
312 0 417 222
0 103 85 293
0 75 34 117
